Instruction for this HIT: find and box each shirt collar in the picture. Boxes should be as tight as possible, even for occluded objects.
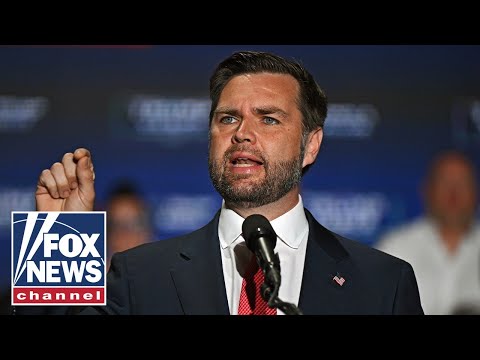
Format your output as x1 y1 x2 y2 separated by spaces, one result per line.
425 215 480 244
218 195 309 250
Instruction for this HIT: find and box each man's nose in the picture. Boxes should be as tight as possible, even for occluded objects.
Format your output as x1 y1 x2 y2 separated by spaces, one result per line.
232 118 256 144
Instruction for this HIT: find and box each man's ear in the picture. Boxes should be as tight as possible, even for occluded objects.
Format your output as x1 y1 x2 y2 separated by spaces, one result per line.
302 128 323 168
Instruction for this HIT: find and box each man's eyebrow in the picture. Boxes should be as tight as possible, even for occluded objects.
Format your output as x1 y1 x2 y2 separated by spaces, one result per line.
253 106 288 118
213 107 241 117
214 106 288 118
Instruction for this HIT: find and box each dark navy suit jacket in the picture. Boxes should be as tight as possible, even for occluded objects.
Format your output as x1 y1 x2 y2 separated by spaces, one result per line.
77 208 423 315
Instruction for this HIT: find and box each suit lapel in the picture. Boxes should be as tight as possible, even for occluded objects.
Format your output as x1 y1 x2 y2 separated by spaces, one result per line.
170 211 230 315
299 209 355 314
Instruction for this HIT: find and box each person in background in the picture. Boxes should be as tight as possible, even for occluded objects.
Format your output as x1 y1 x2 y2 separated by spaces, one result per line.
376 150 480 314
103 181 154 270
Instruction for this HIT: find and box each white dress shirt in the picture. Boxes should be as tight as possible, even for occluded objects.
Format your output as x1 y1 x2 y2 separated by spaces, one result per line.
218 195 309 315
376 217 480 315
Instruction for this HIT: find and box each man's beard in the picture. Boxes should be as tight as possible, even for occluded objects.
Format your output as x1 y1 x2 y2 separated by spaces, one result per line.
208 145 304 209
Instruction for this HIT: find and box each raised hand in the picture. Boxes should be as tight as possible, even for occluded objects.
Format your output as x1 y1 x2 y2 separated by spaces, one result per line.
35 148 95 211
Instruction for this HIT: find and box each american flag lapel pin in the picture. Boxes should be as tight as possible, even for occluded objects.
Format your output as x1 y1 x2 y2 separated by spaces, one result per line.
333 273 345 286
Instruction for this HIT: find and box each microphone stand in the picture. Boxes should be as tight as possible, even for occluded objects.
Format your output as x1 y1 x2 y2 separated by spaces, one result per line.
258 254 303 315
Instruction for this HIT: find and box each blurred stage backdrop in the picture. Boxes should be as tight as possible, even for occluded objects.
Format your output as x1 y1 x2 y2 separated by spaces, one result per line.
1 45 479 290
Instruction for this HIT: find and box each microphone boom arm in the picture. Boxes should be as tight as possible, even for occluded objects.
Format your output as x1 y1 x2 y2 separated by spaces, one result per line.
257 252 303 315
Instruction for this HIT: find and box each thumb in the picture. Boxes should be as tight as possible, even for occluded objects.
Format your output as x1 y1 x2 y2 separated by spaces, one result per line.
76 156 95 200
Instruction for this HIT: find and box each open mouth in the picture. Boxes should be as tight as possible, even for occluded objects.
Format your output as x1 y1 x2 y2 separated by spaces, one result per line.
230 152 264 167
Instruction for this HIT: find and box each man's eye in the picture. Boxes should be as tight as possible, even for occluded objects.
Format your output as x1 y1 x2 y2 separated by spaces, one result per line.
220 116 237 124
263 117 279 125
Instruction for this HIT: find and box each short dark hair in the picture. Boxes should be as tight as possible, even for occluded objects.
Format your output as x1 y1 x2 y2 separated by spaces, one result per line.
105 180 152 231
106 181 141 199
209 51 328 137
424 149 478 185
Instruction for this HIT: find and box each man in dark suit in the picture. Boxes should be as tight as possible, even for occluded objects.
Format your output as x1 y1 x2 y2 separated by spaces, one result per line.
31 51 423 315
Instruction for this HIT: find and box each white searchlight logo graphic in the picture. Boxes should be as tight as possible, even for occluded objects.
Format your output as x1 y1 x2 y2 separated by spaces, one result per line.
11 212 106 306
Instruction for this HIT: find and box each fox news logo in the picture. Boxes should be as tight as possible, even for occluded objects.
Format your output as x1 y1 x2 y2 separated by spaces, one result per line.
11 211 106 306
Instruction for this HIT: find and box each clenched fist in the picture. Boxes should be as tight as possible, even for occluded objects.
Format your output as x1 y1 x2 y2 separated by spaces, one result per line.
36 148 95 211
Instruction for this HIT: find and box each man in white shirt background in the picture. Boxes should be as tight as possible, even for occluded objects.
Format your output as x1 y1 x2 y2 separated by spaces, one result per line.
377 150 480 315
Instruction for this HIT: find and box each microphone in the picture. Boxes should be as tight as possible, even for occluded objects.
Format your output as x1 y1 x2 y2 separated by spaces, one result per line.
242 214 281 292
242 214 303 315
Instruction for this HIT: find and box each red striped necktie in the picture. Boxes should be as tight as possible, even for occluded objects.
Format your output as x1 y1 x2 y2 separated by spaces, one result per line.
237 255 277 315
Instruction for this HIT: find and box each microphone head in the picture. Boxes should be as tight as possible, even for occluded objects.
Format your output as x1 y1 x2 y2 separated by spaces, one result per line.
242 214 277 252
